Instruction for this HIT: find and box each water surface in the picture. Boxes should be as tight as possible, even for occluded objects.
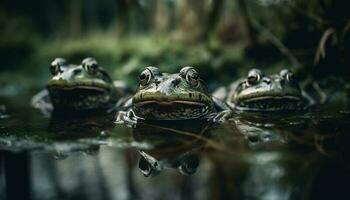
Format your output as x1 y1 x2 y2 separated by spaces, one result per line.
1 91 350 200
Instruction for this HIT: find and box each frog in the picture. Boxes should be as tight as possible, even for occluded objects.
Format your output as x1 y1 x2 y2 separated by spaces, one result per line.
32 57 130 115
116 66 230 124
132 122 207 177
138 148 200 177
213 69 315 112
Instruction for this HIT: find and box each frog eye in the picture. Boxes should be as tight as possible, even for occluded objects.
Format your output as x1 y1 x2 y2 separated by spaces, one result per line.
145 66 161 76
186 69 200 86
178 155 199 176
50 58 67 75
138 156 155 177
139 68 153 86
280 69 295 81
247 69 262 85
82 57 99 75
180 66 200 86
50 63 60 76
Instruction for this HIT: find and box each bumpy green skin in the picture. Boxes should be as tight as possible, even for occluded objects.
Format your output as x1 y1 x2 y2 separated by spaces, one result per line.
222 69 311 112
32 57 127 113
119 66 226 122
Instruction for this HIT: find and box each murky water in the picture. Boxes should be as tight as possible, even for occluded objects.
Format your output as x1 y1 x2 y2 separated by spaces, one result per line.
1 91 350 200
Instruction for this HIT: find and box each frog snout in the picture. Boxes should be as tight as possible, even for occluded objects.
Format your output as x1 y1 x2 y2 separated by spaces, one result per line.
271 78 284 90
262 77 271 85
171 77 181 86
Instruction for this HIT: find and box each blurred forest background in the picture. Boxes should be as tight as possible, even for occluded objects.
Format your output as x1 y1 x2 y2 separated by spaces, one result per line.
0 0 349 90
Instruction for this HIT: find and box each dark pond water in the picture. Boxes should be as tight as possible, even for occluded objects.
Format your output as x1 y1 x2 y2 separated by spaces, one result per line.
1 90 350 200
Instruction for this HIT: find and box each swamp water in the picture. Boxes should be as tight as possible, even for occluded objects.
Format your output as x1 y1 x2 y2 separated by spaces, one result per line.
1 91 350 200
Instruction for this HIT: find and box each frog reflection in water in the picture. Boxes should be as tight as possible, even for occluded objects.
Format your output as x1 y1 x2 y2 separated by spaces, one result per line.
32 57 129 115
117 66 229 124
133 123 207 177
214 69 314 112
138 149 200 177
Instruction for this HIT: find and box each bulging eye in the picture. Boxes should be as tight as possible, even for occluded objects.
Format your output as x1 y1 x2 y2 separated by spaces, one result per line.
181 67 200 86
280 69 295 82
82 57 99 75
139 69 152 86
85 62 99 75
50 63 60 76
178 155 199 176
186 69 200 86
247 69 262 85
138 157 154 177
50 58 67 75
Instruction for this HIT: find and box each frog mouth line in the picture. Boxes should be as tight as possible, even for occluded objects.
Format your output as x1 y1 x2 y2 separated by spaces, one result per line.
133 101 212 120
47 80 112 91
235 96 302 111
134 100 207 107
239 96 301 103
47 85 110 93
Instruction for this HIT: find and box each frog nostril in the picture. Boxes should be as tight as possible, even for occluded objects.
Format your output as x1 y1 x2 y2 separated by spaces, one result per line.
155 80 161 85
171 78 180 86
263 78 271 85
73 68 83 76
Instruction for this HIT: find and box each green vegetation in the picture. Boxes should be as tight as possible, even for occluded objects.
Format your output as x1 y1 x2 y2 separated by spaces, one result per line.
1 0 349 89
8 34 249 88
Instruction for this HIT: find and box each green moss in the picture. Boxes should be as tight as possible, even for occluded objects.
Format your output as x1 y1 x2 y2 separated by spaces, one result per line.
28 35 250 85
3 34 282 89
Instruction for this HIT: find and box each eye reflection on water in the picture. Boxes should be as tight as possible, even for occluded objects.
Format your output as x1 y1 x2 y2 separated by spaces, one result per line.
1 94 350 200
